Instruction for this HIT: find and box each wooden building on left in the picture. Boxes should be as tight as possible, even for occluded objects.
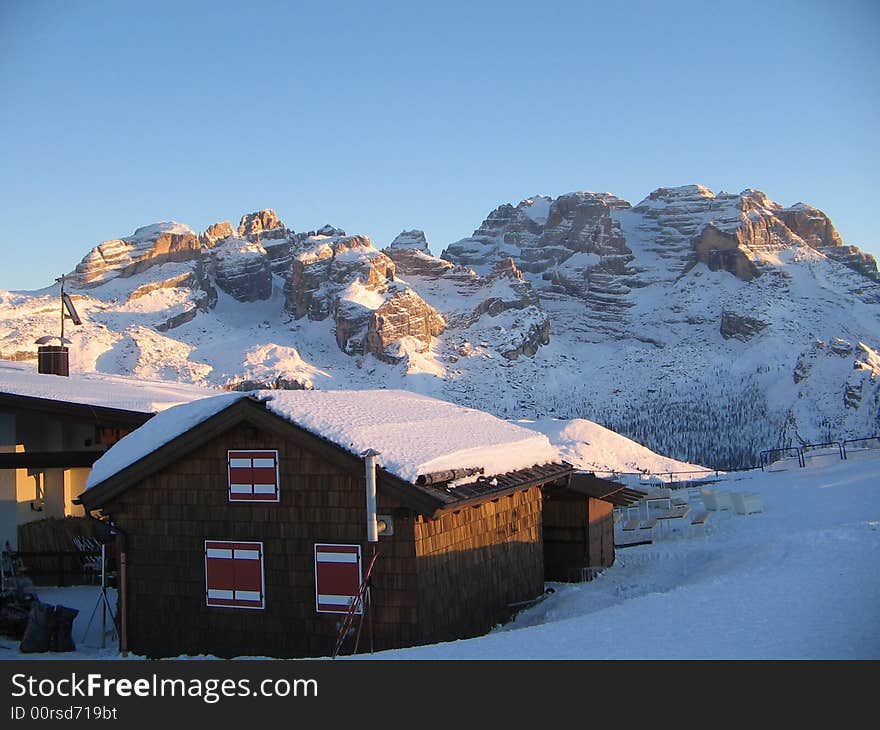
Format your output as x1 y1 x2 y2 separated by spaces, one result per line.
0 361 216 549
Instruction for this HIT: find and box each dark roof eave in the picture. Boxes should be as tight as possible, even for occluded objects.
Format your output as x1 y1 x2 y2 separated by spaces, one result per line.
0 450 106 470
429 463 574 518
0 391 154 427
377 469 445 517
554 470 648 506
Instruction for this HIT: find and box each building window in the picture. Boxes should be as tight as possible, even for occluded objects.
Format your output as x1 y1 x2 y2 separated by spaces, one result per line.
98 426 132 446
314 544 363 614
205 540 265 609
227 450 280 502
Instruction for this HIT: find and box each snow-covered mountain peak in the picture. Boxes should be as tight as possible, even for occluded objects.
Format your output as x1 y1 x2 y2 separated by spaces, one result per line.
71 221 203 287
635 183 717 207
519 196 553 224
125 222 195 241
200 221 236 247
238 209 286 240
389 230 430 253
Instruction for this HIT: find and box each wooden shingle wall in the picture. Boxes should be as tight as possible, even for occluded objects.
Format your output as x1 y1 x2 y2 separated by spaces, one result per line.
413 486 544 644
542 493 615 581
104 420 420 658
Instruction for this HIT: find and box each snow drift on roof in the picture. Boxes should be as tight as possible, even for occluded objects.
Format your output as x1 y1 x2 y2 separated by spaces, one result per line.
261 389 560 483
521 418 712 477
0 360 220 414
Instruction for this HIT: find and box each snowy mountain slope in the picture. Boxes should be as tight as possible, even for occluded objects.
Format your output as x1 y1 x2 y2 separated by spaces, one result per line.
439 185 880 465
0 185 878 468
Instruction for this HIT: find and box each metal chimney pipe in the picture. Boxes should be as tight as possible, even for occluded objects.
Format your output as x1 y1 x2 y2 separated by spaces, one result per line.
362 449 381 542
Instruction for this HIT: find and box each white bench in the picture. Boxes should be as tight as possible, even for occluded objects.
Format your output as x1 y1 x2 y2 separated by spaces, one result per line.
690 510 711 526
702 490 733 511
731 492 764 515
655 506 691 533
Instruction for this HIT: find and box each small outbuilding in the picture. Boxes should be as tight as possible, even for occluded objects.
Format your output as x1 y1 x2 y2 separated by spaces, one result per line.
79 389 587 658
543 472 645 581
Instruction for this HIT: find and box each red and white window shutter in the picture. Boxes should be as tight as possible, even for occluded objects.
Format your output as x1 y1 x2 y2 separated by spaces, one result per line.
205 540 265 609
227 450 280 502
314 544 363 614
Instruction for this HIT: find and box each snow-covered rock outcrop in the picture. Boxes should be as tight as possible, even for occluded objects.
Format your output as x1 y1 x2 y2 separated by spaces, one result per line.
385 232 552 361
284 230 445 362
208 236 273 302
389 230 430 253
443 192 637 334
71 223 202 286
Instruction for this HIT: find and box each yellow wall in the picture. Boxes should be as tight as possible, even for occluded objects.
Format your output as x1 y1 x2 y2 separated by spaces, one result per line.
0 445 22 549
2 454 88 548
64 468 87 518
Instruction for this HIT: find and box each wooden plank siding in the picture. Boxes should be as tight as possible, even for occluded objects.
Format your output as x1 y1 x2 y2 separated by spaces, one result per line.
99 418 550 658
542 493 615 581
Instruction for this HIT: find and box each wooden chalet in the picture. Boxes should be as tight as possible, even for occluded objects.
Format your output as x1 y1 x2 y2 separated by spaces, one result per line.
77 391 629 658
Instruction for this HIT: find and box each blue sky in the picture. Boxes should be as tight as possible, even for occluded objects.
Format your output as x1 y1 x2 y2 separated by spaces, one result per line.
1 0 878 290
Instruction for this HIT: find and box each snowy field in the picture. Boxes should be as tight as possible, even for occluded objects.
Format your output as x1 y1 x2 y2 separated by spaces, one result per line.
2 450 878 660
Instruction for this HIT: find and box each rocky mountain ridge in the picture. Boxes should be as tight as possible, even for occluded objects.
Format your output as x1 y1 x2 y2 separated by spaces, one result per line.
1 185 878 468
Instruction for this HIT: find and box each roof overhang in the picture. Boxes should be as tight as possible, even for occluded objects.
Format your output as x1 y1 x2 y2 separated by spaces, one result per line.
0 391 153 428
0 450 105 470
426 462 574 517
560 471 647 506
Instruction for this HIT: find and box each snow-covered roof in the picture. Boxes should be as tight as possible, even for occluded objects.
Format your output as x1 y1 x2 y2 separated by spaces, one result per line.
261 389 560 483
85 389 560 490
0 360 221 414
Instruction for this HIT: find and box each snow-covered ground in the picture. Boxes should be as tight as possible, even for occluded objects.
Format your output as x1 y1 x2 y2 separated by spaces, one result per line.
376 451 880 660
3 449 878 660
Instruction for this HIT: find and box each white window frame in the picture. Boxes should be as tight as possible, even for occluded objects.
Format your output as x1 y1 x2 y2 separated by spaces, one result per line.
314 543 363 615
205 540 266 610
227 449 281 503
